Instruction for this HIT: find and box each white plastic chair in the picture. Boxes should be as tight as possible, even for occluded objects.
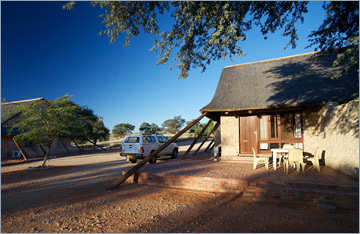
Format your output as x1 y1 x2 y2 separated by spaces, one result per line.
284 149 306 175
251 147 270 170
305 148 321 172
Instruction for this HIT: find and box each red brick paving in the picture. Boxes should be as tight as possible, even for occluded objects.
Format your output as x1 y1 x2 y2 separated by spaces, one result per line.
132 152 358 209
139 153 358 187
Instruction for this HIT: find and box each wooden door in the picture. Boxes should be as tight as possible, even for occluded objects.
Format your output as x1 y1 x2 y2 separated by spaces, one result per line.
239 116 258 154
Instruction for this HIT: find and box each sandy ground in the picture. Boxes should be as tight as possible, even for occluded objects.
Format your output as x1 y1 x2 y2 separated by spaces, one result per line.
1 148 359 233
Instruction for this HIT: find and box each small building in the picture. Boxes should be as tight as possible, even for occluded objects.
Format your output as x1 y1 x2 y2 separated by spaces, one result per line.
201 51 359 178
1 98 78 160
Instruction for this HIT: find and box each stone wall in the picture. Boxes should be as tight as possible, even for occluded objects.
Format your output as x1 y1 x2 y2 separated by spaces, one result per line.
220 116 239 157
303 100 359 178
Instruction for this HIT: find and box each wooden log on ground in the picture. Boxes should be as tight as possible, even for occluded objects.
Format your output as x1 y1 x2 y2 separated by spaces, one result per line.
107 113 206 191
193 122 219 156
181 119 212 160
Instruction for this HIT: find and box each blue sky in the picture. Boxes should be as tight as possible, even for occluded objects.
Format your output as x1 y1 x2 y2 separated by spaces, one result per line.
1 1 326 133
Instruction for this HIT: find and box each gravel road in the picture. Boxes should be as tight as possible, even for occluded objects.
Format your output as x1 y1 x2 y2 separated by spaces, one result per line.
1 149 358 233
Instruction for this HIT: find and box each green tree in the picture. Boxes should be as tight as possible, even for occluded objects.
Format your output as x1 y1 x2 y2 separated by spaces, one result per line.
162 116 185 134
63 1 358 80
150 123 162 134
139 122 152 134
307 1 358 80
71 107 110 149
194 121 214 137
139 122 161 134
9 95 81 168
186 119 200 136
82 118 110 147
112 123 135 138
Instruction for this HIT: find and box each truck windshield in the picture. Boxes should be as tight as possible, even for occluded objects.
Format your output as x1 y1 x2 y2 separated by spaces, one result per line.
125 137 139 143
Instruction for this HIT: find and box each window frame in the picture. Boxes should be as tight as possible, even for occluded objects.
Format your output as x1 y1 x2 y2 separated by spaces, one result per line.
258 113 303 153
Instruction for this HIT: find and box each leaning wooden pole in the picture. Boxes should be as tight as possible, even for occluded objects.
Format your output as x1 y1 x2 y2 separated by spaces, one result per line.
209 141 215 152
107 113 207 191
71 138 83 152
59 138 71 154
39 145 47 156
12 137 27 161
193 122 219 156
181 119 212 160
204 138 214 152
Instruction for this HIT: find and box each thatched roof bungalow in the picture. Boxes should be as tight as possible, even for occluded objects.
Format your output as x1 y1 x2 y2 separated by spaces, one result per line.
201 51 359 177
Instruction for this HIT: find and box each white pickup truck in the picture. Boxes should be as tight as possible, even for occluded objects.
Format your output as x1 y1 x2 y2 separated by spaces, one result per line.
120 134 179 164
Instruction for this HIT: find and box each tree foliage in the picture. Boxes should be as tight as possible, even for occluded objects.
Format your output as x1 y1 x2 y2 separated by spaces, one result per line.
9 95 81 168
194 121 214 137
112 123 135 138
139 122 161 134
70 106 110 148
186 119 200 136
64 1 358 81
162 116 185 134
306 1 358 80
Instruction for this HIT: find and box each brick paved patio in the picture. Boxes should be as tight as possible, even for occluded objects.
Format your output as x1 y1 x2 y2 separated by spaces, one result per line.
124 151 359 210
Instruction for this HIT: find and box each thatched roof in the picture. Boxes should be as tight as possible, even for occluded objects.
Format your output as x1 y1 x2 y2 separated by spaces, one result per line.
201 51 358 118
1 98 45 125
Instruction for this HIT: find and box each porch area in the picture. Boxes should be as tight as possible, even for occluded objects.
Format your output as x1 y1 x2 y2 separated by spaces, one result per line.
124 151 359 210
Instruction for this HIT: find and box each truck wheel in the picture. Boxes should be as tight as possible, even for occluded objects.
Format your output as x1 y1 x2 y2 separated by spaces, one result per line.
149 154 157 164
172 149 178 158
130 159 137 163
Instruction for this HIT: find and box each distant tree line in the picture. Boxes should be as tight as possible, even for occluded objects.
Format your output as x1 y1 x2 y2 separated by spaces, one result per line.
111 116 214 138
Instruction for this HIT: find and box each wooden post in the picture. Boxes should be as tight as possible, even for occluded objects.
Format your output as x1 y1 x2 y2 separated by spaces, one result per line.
12 137 27 161
181 119 212 160
193 122 219 156
87 139 106 151
72 138 82 152
209 141 215 152
71 138 82 152
59 137 71 154
107 113 206 191
204 138 214 152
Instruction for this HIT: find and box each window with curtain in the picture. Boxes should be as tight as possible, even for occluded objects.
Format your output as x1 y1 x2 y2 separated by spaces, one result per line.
259 115 268 139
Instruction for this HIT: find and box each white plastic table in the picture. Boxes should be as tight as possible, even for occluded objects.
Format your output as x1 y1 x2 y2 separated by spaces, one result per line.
270 148 289 170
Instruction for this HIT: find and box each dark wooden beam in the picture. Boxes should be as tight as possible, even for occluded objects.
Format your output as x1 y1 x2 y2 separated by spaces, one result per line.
204 138 214 152
181 119 212 160
71 138 82 152
86 138 106 151
58 137 71 154
107 113 207 191
39 145 46 156
209 141 215 152
193 122 219 156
